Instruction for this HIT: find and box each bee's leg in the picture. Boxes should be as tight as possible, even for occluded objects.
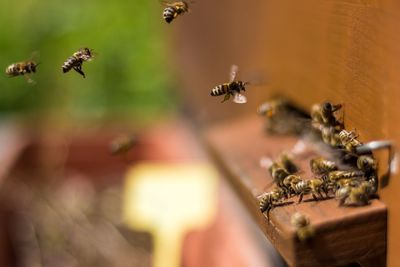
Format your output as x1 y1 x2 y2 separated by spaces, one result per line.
297 193 304 203
23 74 35 84
221 93 231 103
73 66 86 78
311 193 319 201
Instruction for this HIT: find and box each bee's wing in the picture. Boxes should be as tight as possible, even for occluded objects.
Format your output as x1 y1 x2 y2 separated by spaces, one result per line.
159 0 174 6
29 51 40 63
229 64 239 82
233 93 247 104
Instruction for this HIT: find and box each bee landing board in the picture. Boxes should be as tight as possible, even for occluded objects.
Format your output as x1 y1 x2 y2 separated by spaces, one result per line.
204 115 386 267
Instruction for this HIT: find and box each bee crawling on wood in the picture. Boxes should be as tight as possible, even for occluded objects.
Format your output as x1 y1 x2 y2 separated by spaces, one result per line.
335 180 376 206
109 135 137 156
62 47 94 78
6 54 39 83
310 157 338 175
291 212 315 242
263 153 298 188
338 129 362 153
357 155 377 174
211 65 249 104
258 187 287 216
326 170 365 184
311 102 343 129
160 1 192 24
293 178 328 203
282 174 302 197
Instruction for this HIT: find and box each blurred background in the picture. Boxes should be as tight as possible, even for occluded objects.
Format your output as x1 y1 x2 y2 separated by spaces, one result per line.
0 0 177 124
0 0 283 266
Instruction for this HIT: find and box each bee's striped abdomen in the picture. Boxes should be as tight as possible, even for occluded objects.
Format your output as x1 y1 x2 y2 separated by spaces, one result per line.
163 6 177 23
5 64 19 76
62 56 79 73
211 84 228 96
25 62 36 73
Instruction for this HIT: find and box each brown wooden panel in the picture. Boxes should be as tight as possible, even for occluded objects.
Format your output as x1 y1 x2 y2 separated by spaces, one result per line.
174 0 400 265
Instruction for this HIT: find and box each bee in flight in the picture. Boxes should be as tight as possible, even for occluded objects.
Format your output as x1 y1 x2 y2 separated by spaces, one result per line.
109 134 137 156
6 55 39 83
160 1 190 24
62 48 94 78
211 65 249 104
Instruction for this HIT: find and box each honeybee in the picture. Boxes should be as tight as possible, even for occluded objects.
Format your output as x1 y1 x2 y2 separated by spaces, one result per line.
356 140 394 185
211 65 249 104
62 48 94 78
278 153 299 174
269 163 290 188
6 58 39 83
258 100 311 135
320 126 342 147
160 1 190 23
310 157 338 175
109 135 137 156
258 187 287 215
336 181 375 206
335 178 363 189
282 174 302 196
311 102 343 128
338 129 361 153
357 155 377 173
258 99 287 118
327 170 364 182
291 212 315 242
293 178 327 203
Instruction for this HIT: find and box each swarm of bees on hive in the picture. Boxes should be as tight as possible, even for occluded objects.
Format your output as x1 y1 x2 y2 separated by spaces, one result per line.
257 100 392 221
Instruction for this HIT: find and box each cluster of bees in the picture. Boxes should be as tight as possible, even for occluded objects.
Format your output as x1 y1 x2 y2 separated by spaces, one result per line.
257 100 390 220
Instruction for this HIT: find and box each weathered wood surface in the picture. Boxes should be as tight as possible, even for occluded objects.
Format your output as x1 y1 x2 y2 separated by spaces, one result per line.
204 115 387 267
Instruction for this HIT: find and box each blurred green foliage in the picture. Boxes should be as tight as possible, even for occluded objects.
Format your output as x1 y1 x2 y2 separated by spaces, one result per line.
0 0 177 122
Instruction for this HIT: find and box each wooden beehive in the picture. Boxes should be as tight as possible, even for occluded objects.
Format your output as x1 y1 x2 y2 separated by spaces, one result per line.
172 0 400 266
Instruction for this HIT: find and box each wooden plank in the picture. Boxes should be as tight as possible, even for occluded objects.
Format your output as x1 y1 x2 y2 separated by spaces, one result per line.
204 115 387 267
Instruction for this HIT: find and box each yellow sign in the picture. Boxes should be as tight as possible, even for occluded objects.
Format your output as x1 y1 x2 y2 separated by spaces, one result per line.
123 162 218 267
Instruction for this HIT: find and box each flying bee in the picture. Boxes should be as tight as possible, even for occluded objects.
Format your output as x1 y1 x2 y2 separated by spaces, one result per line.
258 99 287 118
338 129 361 153
258 187 287 216
311 102 343 129
293 178 328 203
62 47 94 78
258 100 311 135
310 157 338 175
291 212 315 242
6 55 39 83
109 135 137 156
211 65 249 104
160 1 191 23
